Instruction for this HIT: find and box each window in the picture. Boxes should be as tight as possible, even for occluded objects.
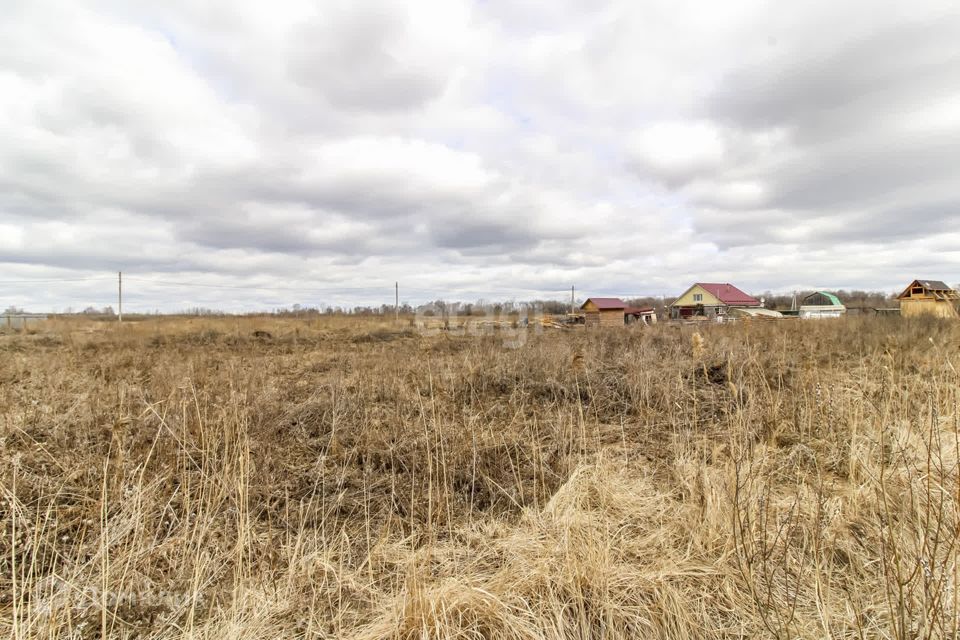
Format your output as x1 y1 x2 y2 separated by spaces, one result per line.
693 293 703 302
912 287 923 295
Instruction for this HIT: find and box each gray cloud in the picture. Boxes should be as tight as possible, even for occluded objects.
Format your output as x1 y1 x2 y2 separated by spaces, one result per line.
709 15 960 135
287 7 447 111
431 218 537 251
630 3 960 254
1 0 959 312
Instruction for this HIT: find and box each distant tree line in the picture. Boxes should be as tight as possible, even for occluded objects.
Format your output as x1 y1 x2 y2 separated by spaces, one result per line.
23 285 951 318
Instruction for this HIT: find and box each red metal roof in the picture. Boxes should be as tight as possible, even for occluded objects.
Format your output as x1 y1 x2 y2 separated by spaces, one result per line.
582 297 627 310
696 283 760 306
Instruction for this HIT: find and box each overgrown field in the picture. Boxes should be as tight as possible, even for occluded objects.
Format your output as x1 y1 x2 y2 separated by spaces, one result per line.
2 316 959 639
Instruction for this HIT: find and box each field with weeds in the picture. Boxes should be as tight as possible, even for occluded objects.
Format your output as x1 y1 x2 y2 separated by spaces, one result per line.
2 315 959 639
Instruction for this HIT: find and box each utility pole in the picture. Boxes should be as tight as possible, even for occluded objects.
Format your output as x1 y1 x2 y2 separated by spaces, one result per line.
571 285 575 314
118 271 123 323
395 282 399 322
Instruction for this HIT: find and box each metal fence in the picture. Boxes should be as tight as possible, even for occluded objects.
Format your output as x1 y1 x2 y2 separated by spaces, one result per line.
1 313 48 330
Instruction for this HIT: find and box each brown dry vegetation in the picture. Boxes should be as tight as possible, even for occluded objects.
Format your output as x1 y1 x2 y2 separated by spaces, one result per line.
1 315 959 639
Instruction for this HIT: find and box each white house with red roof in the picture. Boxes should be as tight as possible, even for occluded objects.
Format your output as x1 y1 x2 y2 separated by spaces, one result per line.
669 283 761 320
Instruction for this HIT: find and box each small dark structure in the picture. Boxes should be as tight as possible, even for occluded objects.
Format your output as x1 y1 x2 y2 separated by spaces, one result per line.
624 306 657 325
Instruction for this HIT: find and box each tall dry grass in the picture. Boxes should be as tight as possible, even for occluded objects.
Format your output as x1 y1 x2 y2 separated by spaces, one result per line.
1 315 958 639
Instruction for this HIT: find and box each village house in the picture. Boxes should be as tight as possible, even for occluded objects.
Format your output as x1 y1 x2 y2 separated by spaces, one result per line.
669 283 760 320
897 279 959 319
799 291 846 319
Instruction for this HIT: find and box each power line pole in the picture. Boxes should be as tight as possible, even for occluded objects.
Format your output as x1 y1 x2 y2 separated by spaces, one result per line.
118 271 123 323
571 285 575 314
395 282 399 322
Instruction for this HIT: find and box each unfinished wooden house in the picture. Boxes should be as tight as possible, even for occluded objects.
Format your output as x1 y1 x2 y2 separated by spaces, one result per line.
581 298 628 327
897 279 959 319
799 291 846 319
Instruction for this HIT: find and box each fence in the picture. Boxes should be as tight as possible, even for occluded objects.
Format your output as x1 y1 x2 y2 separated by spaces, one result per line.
1 313 48 330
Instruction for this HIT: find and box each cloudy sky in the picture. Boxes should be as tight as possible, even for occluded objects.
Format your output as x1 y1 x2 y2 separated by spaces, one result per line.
2 0 959 311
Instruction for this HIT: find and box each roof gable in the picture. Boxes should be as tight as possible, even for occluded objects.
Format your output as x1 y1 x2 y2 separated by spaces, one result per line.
670 284 719 307
695 283 760 306
898 279 958 300
581 297 626 310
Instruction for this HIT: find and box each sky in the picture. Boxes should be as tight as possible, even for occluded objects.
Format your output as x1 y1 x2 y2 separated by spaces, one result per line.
2 0 959 312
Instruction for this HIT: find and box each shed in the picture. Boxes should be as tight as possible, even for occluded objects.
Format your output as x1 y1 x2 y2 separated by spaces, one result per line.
799 291 846 319
581 298 627 328
625 306 657 325
669 283 760 319
897 279 959 319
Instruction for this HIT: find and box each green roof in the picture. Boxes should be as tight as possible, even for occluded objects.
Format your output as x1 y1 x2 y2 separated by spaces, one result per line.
801 291 843 306
817 291 842 306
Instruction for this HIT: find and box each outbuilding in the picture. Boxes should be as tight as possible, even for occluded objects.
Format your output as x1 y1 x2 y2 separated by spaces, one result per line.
625 306 657 325
581 297 628 327
897 279 959 319
799 291 846 319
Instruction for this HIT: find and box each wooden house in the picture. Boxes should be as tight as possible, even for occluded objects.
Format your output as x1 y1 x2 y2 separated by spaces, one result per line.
897 279 959 319
799 291 846 319
581 298 628 327
669 283 760 319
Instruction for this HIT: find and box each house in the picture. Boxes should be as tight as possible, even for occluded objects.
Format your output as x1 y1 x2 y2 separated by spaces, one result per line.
897 279 959 319
581 297 627 327
669 283 760 319
799 291 846 319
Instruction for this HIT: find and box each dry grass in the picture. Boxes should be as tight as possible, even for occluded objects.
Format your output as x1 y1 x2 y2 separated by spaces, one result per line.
1 315 959 639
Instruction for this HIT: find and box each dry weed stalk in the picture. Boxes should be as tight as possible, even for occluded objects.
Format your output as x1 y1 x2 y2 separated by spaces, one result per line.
0 314 958 639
